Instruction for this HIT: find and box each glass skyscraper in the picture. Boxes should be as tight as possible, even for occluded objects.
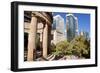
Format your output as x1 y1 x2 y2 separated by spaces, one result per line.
52 15 65 44
53 15 64 33
66 14 78 41
80 31 89 40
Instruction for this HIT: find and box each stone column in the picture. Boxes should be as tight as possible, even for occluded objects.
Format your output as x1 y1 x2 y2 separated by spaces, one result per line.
27 15 37 61
48 26 51 54
43 24 48 58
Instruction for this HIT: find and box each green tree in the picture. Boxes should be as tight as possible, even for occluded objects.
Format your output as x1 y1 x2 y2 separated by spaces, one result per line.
51 35 90 59
68 35 90 58
52 40 69 58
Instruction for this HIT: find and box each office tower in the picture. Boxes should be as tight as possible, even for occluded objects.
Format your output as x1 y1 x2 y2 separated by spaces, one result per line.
52 15 65 44
66 14 78 41
80 31 89 40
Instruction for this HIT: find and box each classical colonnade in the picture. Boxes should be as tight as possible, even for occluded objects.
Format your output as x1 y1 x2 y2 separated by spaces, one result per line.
24 12 53 61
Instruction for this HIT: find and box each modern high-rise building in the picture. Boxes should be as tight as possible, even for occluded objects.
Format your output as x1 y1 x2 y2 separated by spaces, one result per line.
53 15 64 33
51 15 66 44
80 31 89 40
66 14 79 41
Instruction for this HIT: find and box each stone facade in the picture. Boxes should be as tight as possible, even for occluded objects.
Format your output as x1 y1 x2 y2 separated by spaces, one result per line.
24 11 53 61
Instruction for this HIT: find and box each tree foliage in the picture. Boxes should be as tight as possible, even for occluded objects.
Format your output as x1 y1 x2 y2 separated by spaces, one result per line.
51 35 90 59
54 40 69 56
68 35 90 58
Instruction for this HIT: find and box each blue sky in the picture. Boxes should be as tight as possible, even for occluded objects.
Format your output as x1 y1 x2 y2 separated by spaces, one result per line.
53 12 90 36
